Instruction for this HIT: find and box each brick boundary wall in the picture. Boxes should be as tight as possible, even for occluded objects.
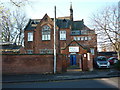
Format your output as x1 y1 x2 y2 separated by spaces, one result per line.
82 53 93 71
2 54 67 75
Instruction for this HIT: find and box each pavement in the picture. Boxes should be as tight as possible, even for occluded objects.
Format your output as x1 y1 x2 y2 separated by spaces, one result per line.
2 68 120 83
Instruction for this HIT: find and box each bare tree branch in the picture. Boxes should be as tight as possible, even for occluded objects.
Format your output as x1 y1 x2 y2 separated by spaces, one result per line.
91 5 120 60
0 0 28 45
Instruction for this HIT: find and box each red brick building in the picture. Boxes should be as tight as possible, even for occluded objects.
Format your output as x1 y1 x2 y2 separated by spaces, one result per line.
24 5 97 67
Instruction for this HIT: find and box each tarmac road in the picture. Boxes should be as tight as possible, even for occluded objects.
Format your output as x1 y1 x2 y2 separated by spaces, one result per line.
2 77 119 88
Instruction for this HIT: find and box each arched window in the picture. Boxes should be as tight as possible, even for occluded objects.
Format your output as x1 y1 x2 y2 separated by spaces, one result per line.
42 25 51 40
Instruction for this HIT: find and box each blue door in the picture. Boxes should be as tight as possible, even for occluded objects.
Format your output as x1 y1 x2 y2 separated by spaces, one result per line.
70 55 76 65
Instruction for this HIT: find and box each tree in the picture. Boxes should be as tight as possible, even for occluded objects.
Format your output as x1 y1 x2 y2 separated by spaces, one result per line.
91 5 120 60
12 9 28 45
10 0 26 7
0 0 28 45
0 5 14 42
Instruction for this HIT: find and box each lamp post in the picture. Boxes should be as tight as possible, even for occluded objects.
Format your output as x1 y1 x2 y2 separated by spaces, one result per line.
54 6 56 74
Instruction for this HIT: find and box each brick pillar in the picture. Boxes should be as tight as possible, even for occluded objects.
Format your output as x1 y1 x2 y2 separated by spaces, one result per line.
87 53 93 71
33 29 39 54
56 54 67 73
82 53 88 71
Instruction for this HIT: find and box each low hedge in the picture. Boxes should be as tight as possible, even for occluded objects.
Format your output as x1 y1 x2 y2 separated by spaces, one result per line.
114 60 120 71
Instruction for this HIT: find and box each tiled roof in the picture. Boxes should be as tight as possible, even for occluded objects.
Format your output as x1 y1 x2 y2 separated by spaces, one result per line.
56 19 71 29
24 18 85 30
0 44 22 50
72 21 85 30
24 19 41 30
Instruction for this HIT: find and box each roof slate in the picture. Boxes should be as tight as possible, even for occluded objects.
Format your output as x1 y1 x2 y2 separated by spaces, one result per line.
0 44 22 50
56 19 71 29
24 19 41 30
72 21 84 30
24 18 85 30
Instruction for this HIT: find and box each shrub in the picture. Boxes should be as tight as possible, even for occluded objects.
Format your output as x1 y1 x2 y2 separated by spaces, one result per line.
114 60 120 71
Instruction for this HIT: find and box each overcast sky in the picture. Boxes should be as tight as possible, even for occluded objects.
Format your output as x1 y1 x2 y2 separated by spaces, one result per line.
24 0 119 28
1 0 119 28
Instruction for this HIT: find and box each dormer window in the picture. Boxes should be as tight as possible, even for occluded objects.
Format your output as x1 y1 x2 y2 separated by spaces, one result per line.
31 21 37 27
63 19 67 22
81 30 88 35
42 25 51 40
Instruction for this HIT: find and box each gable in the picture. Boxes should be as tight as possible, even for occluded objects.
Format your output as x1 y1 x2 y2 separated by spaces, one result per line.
24 19 41 31
24 14 54 31
62 40 90 52
39 14 54 27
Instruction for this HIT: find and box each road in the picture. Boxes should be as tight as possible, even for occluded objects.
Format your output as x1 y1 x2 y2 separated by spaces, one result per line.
2 77 119 88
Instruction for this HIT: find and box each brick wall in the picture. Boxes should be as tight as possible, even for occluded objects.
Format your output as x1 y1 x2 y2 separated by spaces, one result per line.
82 53 93 71
2 54 67 75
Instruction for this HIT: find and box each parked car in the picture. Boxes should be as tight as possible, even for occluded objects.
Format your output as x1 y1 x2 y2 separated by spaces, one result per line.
93 56 110 68
107 57 118 65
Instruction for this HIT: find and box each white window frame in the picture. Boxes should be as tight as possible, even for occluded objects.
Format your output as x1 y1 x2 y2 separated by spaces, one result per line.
74 37 77 40
27 50 33 54
60 30 66 40
81 30 87 35
81 37 84 40
39 49 53 54
88 36 91 40
28 32 33 41
42 25 51 41
77 37 80 41
84 37 88 41
90 48 95 55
